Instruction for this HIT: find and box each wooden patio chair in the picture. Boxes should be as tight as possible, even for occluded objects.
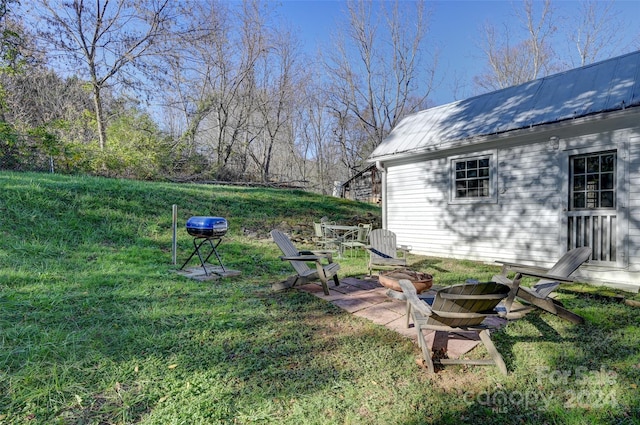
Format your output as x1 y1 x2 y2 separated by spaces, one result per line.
313 222 338 250
366 228 409 275
340 223 372 257
492 247 592 324
271 229 340 295
399 279 511 375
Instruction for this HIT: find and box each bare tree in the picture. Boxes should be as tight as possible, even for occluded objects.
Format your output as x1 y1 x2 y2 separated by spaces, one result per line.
0 0 34 73
567 0 625 67
27 0 175 151
161 0 298 182
248 28 303 183
475 0 558 92
295 87 335 193
324 0 435 170
521 0 558 78
474 0 630 93
160 0 245 177
4 69 93 134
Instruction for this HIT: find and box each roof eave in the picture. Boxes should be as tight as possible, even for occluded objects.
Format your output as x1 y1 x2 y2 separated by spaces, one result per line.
367 106 640 164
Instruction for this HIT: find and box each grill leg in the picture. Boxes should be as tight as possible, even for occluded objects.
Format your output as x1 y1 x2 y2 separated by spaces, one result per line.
180 237 226 275
179 238 201 271
180 238 212 274
193 238 211 275
180 238 227 276
201 239 226 272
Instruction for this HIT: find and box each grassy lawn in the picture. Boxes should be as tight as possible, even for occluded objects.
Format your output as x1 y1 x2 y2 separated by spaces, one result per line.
1 171 639 424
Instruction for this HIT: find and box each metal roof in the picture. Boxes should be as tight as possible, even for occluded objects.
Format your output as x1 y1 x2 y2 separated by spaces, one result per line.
369 50 640 161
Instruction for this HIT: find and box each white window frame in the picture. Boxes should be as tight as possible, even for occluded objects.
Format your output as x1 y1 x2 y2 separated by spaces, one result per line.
449 150 498 204
569 150 617 211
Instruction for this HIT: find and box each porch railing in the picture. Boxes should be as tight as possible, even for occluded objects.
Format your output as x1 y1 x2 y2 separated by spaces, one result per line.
567 211 616 263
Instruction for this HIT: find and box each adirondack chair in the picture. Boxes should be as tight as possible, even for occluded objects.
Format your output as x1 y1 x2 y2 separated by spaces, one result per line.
366 229 409 275
313 222 338 250
492 247 592 324
271 229 340 295
399 279 510 375
340 223 372 257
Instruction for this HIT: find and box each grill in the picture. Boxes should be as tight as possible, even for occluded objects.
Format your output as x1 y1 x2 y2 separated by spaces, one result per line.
180 216 228 275
186 216 228 238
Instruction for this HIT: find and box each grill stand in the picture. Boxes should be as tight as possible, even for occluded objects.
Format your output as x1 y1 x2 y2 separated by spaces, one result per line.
180 236 226 276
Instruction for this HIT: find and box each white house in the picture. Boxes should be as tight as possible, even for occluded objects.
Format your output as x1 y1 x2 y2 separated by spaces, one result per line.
368 51 640 292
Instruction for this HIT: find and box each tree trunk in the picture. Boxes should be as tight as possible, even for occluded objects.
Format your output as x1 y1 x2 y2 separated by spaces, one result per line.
92 84 107 151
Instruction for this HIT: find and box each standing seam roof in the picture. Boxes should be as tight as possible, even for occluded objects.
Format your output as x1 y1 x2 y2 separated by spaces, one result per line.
369 50 640 161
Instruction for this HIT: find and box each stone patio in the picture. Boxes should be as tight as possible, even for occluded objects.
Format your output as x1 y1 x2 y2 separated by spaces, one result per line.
174 263 242 281
295 276 494 359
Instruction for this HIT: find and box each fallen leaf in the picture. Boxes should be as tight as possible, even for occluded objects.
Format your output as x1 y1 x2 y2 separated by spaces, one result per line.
168 364 178 369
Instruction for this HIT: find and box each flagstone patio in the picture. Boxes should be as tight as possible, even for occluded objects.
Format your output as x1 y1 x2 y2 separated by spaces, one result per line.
296 276 489 359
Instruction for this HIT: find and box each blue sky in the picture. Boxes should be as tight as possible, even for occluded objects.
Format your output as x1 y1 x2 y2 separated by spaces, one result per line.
275 0 640 106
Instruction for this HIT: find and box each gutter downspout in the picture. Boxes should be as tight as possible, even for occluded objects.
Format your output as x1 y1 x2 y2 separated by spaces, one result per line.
376 160 387 229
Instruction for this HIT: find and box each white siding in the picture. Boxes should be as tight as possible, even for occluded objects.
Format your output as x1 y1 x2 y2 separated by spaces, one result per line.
387 140 564 265
627 136 640 271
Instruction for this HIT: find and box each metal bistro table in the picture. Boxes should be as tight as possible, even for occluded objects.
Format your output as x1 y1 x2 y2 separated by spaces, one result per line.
322 224 359 258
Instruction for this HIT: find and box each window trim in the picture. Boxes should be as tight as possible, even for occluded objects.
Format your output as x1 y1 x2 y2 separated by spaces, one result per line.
568 150 617 211
448 150 498 204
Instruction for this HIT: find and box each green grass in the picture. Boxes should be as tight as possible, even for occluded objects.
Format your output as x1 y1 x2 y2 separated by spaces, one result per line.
1 171 639 424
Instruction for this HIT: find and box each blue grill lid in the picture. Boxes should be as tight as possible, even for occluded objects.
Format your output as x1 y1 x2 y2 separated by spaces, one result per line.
186 216 228 237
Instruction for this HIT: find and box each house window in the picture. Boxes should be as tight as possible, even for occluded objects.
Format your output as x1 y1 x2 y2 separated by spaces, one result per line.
451 154 496 203
570 151 616 210
454 157 490 198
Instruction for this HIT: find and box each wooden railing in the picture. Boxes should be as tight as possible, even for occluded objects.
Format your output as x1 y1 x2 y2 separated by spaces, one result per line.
567 211 617 264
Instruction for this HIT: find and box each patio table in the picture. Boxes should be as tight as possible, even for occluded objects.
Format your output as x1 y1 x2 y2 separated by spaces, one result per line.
322 224 359 257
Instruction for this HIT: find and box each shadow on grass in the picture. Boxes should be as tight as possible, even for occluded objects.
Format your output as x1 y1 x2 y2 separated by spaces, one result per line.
0 268 374 422
410 257 452 274
2 260 639 424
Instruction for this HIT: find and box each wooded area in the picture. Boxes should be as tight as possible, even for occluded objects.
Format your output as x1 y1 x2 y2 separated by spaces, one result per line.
0 0 636 194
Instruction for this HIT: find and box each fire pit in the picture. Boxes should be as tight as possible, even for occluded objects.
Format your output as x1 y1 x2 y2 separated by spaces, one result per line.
379 268 433 299
180 216 228 275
